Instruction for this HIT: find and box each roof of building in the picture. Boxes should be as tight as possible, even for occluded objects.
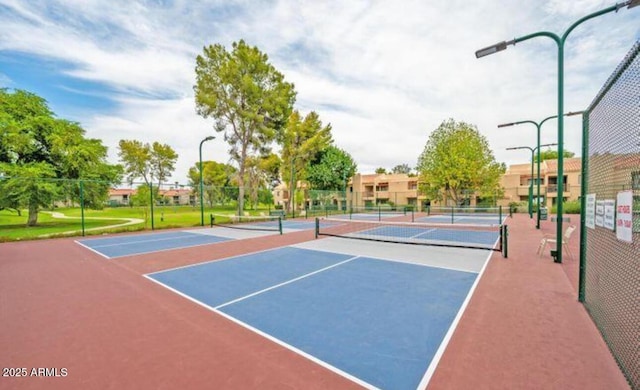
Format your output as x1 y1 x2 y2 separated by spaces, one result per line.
109 188 136 196
544 157 582 172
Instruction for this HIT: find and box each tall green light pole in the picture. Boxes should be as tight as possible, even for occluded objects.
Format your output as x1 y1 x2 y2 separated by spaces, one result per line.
506 143 557 219
290 155 296 218
499 112 581 228
199 136 215 226
477 1 638 263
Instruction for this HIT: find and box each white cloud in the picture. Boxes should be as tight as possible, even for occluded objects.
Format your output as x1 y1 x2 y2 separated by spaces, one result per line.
1 0 638 182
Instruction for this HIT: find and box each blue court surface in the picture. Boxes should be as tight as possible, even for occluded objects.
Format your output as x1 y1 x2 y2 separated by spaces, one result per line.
416 215 506 225
147 245 483 389
361 225 499 247
76 231 231 258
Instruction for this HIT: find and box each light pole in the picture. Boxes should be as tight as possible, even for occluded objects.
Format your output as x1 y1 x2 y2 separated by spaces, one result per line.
199 136 215 226
477 1 638 263
506 143 557 219
290 155 296 218
499 112 581 228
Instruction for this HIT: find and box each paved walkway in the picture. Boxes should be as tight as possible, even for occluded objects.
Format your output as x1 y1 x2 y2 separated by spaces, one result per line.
39 211 144 237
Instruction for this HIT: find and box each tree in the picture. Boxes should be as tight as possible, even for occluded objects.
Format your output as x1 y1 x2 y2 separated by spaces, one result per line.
533 149 575 162
306 146 357 191
0 89 122 225
391 164 412 174
279 110 333 212
118 140 178 187
118 140 151 184
194 39 296 215
187 160 236 207
375 167 387 174
150 142 178 189
416 119 505 206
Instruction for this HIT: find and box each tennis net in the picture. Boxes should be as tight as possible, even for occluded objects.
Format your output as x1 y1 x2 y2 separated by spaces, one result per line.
315 217 507 256
347 206 411 221
210 214 283 234
426 206 508 224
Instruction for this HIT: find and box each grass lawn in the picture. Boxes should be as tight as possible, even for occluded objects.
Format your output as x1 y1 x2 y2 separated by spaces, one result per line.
0 204 277 242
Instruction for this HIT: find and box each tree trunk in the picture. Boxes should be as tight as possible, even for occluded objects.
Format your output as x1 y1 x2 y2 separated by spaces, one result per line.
237 166 245 216
27 203 38 226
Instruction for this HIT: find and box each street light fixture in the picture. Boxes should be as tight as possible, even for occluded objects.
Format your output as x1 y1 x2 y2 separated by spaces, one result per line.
506 143 557 219
499 112 581 228
477 1 635 263
199 136 215 226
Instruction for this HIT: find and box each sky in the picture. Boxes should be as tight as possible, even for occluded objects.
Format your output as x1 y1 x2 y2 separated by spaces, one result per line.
1 0 638 185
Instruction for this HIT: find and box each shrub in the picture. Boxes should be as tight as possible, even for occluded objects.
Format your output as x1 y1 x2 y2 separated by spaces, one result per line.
550 199 581 214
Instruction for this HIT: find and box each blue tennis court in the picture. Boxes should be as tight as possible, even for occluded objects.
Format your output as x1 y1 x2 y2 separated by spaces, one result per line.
147 243 488 389
362 225 499 246
76 231 231 258
416 215 506 225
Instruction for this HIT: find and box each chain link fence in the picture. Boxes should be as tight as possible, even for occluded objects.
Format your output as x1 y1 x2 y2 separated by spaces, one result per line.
580 41 639 390
0 177 277 240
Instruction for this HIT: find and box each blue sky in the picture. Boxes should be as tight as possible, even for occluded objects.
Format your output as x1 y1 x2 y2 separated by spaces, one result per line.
1 0 638 184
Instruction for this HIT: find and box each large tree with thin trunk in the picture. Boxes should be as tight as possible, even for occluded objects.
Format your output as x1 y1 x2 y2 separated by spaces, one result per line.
194 39 295 215
118 140 178 189
0 89 122 225
417 119 505 206
279 110 333 212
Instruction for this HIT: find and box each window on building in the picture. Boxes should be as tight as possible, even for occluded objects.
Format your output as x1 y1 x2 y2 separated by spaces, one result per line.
376 183 389 191
408 181 417 190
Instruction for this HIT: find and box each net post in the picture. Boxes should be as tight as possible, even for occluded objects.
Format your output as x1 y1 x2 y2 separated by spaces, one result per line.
451 206 454 224
502 225 508 258
499 205 503 224
278 217 283 235
378 206 381 221
411 207 415 222
314 217 319 239
210 214 214 228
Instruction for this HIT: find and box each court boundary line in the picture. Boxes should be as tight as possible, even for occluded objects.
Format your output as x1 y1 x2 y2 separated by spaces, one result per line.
146 245 299 276
88 231 220 248
143 269 378 390
214 256 360 309
76 231 232 259
74 240 111 259
416 249 495 389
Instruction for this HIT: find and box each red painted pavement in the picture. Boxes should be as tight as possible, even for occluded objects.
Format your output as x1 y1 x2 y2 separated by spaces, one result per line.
0 215 630 389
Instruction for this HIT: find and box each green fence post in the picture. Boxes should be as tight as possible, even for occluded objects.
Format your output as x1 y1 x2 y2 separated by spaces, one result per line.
80 180 85 237
149 182 154 230
578 112 589 302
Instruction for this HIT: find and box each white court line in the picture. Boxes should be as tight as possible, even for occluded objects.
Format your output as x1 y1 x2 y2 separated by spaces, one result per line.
143 261 378 390
74 240 111 259
214 256 360 310
416 249 494 389
89 232 205 248
410 228 436 239
146 245 296 276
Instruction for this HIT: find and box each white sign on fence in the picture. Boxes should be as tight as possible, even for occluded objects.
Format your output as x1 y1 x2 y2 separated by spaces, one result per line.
595 200 605 227
616 190 633 243
603 199 616 231
586 194 596 229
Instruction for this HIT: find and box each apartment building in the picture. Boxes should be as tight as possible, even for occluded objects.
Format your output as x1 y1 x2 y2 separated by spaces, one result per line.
347 173 423 209
499 157 582 209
